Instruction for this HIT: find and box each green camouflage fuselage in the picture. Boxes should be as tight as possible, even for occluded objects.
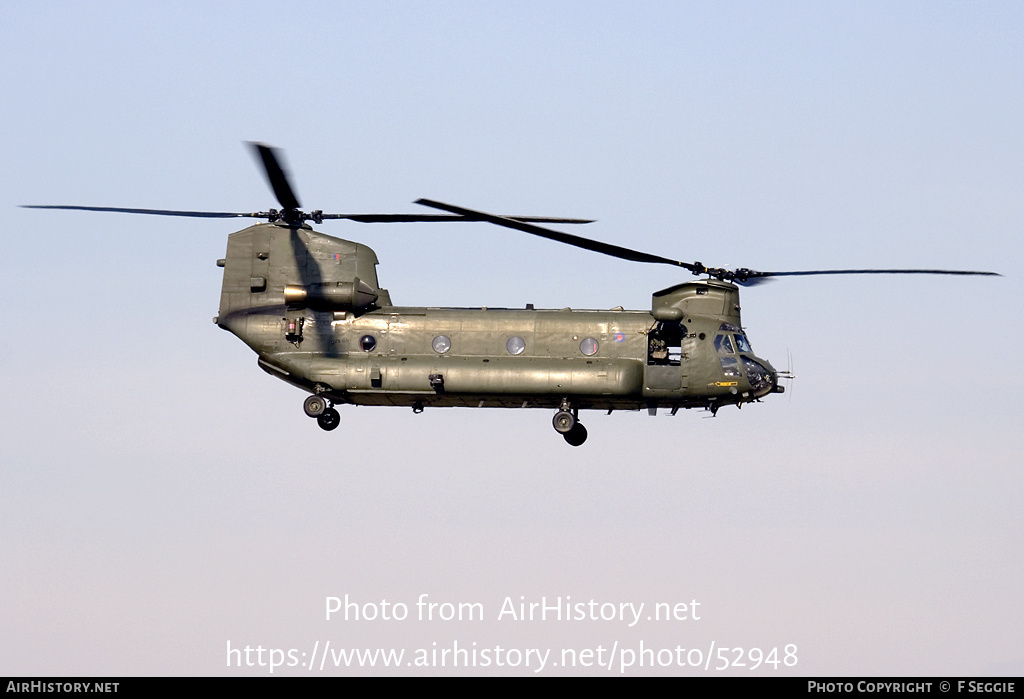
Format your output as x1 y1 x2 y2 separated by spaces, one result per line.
216 223 779 413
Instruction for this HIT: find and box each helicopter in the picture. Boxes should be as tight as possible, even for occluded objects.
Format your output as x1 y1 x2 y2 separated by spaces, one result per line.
25 143 999 446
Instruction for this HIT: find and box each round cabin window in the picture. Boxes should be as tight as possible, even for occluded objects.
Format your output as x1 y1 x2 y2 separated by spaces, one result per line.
580 337 599 356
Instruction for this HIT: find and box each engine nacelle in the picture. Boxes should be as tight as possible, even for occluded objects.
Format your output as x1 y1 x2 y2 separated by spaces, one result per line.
284 278 379 312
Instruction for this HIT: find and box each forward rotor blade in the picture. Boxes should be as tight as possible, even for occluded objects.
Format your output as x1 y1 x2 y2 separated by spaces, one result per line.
415 199 699 271
415 200 999 283
249 142 301 211
731 275 775 287
20 205 262 218
739 268 1000 282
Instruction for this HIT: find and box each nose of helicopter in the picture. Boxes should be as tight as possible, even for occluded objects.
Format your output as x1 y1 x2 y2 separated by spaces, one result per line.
743 355 780 398
763 360 788 395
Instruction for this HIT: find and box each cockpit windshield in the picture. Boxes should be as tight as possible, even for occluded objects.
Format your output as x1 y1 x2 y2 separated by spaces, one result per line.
735 334 752 353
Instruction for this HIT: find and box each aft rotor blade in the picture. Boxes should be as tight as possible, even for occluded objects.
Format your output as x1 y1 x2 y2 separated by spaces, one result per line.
21 205 596 225
322 213 595 224
415 199 700 271
20 205 262 218
249 142 301 211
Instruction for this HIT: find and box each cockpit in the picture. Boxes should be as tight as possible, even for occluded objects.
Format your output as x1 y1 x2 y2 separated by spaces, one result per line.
713 323 775 394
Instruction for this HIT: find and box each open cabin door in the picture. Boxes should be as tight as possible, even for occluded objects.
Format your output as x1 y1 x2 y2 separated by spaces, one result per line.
644 320 687 391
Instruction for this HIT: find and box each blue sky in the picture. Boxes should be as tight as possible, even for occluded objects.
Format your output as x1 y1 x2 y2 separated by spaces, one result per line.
2 1 1021 675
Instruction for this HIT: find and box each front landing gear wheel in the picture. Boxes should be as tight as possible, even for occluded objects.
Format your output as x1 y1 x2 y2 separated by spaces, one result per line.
563 423 588 447
552 410 576 434
303 394 327 417
317 407 340 431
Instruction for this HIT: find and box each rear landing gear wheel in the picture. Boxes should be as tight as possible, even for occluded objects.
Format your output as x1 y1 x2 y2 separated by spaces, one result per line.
303 394 326 417
317 407 340 431
563 423 588 447
552 410 576 434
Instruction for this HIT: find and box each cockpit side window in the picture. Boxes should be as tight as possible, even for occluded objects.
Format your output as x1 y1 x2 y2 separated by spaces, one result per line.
720 356 741 377
714 334 734 354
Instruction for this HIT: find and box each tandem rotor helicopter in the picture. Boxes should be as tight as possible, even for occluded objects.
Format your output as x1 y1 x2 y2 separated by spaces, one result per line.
25 144 998 446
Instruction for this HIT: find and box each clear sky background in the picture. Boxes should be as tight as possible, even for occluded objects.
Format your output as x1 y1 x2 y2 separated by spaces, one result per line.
1 1 1021 676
